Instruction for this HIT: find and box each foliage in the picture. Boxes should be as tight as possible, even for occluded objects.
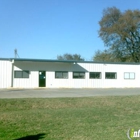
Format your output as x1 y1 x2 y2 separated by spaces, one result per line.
57 53 84 61
99 7 140 62
93 49 117 62
93 49 133 62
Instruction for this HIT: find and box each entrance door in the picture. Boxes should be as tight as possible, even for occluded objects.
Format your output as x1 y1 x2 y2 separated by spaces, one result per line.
39 71 46 87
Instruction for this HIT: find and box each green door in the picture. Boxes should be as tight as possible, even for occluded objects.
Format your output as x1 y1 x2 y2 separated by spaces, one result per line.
39 71 46 87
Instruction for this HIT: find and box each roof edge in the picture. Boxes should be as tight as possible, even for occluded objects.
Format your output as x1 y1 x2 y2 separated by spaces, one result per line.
0 58 140 65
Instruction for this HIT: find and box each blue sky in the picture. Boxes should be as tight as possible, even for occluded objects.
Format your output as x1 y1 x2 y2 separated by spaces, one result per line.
0 0 139 60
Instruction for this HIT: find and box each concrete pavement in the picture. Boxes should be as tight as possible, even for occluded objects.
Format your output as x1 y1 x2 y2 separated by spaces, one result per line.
0 88 140 98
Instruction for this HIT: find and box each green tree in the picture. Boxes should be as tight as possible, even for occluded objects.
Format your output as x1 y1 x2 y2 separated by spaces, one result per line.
99 7 140 62
93 49 133 62
57 53 84 61
93 49 115 62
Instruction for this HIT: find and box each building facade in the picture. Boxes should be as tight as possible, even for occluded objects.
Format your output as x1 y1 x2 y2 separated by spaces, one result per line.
0 58 140 88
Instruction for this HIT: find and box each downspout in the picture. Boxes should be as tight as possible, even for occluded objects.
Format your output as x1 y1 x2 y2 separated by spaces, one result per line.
11 59 14 87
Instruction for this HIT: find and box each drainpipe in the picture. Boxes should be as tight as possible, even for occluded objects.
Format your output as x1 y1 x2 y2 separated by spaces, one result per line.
11 59 14 87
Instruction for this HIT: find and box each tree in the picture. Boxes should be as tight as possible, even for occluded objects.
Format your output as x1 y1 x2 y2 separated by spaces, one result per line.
57 53 84 61
93 49 116 62
99 7 140 62
93 49 133 62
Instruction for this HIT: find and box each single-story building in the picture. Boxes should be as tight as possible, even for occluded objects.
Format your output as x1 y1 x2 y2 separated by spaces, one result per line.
0 58 140 88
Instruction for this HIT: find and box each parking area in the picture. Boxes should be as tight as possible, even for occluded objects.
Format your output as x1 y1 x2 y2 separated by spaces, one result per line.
0 88 140 98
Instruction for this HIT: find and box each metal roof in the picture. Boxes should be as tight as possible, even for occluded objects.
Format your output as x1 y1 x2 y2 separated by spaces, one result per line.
0 58 140 65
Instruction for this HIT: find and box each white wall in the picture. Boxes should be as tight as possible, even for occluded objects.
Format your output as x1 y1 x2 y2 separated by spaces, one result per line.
12 61 140 88
77 63 140 88
14 66 38 88
45 63 140 88
0 60 12 88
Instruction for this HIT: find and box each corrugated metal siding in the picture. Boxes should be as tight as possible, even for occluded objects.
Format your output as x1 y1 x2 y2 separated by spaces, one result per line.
12 61 140 88
0 60 12 88
46 72 71 88
14 71 38 88
77 63 140 88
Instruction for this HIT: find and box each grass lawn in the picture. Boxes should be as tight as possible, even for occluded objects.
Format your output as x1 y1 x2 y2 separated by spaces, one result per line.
0 96 140 140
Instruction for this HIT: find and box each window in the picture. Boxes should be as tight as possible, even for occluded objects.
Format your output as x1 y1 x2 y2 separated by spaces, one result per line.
105 72 117 79
124 72 135 79
73 72 85 79
90 72 101 79
14 71 29 78
14 71 22 78
55 71 68 79
23 71 29 78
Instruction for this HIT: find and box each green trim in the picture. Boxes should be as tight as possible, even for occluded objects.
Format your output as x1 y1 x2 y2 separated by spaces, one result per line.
11 62 14 87
0 58 140 65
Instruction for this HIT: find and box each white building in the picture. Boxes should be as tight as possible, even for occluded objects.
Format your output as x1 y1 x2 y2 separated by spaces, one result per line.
0 58 139 88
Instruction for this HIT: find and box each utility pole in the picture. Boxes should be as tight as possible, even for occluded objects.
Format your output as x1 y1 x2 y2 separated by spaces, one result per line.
14 49 20 58
14 49 17 58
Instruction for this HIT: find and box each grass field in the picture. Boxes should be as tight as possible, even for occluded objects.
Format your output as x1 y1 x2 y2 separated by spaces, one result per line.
0 96 140 140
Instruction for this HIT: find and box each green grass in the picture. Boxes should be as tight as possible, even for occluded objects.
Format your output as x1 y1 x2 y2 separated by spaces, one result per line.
0 96 140 140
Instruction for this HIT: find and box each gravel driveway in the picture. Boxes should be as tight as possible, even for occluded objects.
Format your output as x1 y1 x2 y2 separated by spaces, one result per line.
0 88 140 98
